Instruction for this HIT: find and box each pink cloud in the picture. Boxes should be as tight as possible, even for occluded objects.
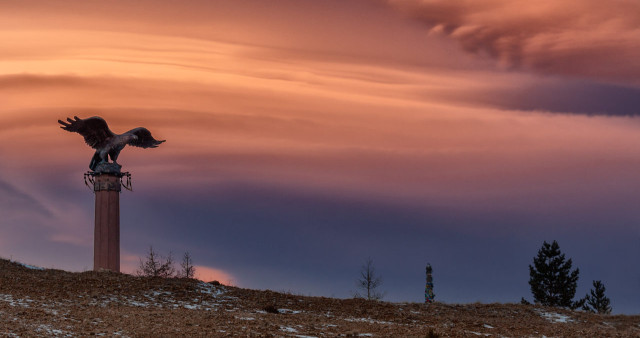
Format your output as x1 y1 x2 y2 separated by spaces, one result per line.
385 0 640 85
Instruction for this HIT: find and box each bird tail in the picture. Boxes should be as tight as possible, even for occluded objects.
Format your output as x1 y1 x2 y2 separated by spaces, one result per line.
89 152 101 171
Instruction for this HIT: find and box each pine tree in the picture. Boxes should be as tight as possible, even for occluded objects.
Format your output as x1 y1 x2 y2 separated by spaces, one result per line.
528 240 580 308
581 280 612 314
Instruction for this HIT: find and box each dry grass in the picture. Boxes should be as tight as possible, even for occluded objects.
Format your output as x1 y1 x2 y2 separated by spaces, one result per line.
1 258 638 337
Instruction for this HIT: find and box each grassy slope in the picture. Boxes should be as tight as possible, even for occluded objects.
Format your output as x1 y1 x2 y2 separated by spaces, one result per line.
1 258 638 337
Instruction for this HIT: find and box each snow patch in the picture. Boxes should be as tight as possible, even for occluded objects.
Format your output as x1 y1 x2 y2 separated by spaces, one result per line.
101 285 228 310
17 262 45 270
279 308 302 314
0 294 33 308
196 281 226 297
344 317 394 325
280 326 298 333
126 299 152 307
537 310 574 323
34 324 72 336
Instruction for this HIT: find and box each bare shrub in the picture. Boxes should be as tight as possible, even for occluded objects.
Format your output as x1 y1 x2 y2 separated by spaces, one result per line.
354 257 384 300
136 246 175 278
177 251 196 279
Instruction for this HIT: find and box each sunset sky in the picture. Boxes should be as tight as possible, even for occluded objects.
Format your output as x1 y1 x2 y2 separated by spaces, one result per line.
1 0 638 313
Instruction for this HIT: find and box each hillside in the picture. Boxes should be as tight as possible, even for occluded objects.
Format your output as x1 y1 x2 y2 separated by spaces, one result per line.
1 258 638 337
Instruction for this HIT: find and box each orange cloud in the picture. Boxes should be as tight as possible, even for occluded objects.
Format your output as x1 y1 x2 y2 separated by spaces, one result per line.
119 255 233 284
385 0 640 85
194 266 234 285
2 0 640 248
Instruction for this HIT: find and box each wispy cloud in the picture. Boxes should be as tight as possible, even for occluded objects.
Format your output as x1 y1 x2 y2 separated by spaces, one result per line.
0 179 52 219
386 0 640 85
1 0 639 313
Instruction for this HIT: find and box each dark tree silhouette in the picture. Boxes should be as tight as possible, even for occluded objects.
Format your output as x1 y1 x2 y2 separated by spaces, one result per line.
136 246 175 278
354 257 384 300
528 240 580 308
178 251 196 279
581 280 612 314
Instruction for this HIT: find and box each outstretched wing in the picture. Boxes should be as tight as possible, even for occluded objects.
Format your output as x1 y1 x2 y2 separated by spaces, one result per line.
126 127 166 148
58 116 115 149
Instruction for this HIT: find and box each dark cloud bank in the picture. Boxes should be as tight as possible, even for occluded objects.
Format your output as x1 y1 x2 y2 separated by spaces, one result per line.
118 182 639 314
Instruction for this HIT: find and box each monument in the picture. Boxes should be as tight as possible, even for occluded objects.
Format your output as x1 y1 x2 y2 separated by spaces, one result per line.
425 263 435 303
59 116 165 272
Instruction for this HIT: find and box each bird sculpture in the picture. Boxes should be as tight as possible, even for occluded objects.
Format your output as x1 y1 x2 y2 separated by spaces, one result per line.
59 116 165 171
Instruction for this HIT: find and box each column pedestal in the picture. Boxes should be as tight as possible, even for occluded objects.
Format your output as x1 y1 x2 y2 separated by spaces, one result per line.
93 174 121 272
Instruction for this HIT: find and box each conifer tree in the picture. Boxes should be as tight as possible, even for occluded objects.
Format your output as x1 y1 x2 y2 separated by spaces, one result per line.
528 240 580 308
581 280 612 314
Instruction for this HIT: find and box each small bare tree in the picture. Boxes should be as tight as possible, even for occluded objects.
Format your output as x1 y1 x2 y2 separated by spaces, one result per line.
136 246 175 278
178 251 196 279
354 257 384 300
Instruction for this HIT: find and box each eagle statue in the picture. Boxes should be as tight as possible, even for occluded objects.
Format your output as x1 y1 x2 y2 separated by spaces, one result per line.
59 116 165 171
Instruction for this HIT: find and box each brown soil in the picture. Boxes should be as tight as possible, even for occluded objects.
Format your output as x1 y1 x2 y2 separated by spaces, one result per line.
1 259 638 337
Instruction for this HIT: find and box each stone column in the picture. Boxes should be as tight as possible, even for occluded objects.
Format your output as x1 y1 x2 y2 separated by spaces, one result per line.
93 174 121 272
